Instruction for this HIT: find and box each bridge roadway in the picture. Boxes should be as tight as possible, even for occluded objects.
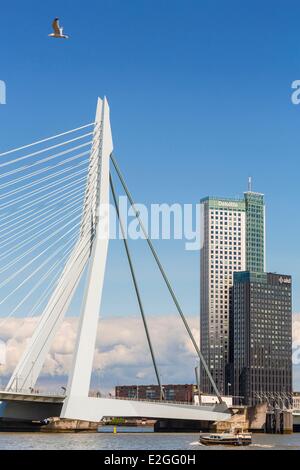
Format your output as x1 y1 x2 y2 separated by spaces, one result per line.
0 391 231 423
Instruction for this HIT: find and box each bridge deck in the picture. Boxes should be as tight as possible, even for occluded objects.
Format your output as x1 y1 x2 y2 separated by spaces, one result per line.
61 396 231 422
0 391 231 422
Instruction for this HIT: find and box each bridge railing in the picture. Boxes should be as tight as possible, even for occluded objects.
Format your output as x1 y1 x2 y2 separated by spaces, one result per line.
116 397 214 406
89 393 217 407
0 389 66 397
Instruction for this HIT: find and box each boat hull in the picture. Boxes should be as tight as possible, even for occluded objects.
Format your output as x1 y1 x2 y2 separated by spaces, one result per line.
200 434 252 446
293 412 300 432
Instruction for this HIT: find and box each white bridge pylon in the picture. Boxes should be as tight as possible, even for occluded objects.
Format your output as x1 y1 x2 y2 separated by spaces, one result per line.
4 97 230 423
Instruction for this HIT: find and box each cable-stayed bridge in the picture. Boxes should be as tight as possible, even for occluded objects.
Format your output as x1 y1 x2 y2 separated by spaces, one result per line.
0 98 230 426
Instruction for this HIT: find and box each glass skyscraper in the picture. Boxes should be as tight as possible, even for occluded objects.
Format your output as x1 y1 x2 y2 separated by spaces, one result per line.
244 192 266 273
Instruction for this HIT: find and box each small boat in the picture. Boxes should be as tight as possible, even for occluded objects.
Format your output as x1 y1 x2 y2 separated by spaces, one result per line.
199 429 252 446
293 410 300 432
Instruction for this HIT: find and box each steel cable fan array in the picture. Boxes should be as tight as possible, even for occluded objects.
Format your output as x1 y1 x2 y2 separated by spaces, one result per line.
0 123 95 335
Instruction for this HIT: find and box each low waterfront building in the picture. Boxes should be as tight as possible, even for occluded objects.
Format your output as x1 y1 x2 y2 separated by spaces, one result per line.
115 384 195 403
293 392 300 409
230 271 292 407
194 393 233 407
293 392 300 432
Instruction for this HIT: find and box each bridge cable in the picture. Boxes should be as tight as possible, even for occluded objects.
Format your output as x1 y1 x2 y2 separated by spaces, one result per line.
0 158 88 203
0 134 97 221
13 235 95 391
0 233 79 325
0 136 92 171
0 148 90 191
8 237 79 340
0 188 84 243
0 204 82 271
0 122 94 158
110 174 163 399
0 130 92 387
0 217 82 300
0 167 87 211
0 176 86 229
0 135 92 180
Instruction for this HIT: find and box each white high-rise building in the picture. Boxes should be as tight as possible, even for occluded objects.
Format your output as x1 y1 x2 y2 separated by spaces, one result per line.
200 197 246 394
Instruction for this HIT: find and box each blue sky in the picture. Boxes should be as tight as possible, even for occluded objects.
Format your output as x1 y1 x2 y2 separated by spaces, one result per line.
0 0 299 321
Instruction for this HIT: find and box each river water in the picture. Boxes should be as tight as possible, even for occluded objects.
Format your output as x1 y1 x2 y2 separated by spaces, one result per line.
0 428 299 450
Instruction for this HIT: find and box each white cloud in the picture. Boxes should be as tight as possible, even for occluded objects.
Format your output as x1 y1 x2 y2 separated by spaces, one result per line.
293 313 300 345
0 314 299 392
0 315 200 392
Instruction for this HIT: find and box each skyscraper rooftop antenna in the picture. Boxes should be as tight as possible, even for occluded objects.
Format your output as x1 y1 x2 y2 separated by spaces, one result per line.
248 176 252 192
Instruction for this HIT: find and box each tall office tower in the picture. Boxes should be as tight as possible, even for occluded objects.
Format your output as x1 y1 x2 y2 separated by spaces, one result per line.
231 272 292 406
200 197 246 394
200 190 265 394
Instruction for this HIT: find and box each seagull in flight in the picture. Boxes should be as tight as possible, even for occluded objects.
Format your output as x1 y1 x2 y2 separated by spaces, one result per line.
48 18 69 39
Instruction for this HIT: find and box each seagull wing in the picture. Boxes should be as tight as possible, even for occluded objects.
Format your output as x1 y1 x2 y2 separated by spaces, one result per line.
52 18 61 35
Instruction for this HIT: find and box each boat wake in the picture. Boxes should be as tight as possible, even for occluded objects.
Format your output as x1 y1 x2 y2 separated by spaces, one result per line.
250 444 274 449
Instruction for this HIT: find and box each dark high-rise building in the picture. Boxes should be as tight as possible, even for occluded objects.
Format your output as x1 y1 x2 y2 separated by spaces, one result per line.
230 271 292 406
